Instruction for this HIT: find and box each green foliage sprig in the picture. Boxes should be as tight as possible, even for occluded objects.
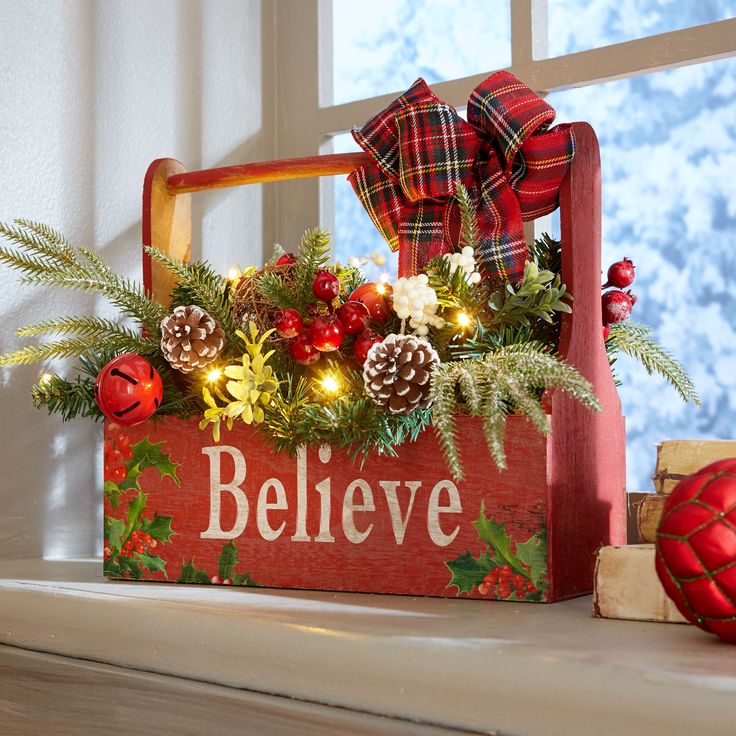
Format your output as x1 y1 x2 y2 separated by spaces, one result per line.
606 321 701 405
261 373 431 462
257 229 332 312
429 344 600 481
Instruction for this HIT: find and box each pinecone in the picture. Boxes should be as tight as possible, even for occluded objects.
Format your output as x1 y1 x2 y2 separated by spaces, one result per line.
363 333 439 415
160 305 225 373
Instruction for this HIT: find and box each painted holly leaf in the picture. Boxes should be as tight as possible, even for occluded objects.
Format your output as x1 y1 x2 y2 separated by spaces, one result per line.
104 515 125 552
120 437 180 492
104 481 121 510
233 572 260 587
516 532 547 589
445 548 494 595
218 541 238 580
178 559 211 584
473 501 520 573
117 555 143 580
136 552 167 576
104 558 122 578
140 513 174 543
123 491 148 538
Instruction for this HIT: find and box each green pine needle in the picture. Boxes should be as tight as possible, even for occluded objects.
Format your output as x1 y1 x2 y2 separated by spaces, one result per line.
429 344 600 481
31 373 102 422
606 321 701 405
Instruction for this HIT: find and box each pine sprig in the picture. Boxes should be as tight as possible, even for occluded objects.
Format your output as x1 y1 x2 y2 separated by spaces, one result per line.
606 321 701 405
456 183 479 251
429 344 600 480
256 270 297 309
31 374 102 422
144 246 236 342
293 228 332 305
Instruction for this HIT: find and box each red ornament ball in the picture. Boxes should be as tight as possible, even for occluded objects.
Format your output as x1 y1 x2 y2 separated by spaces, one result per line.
601 289 636 324
655 458 736 644
348 282 393 324
273 308 303 338
337 300 370 335
309 315 344 352
275 252 297 266
94 354 163 426
288 332 321 365
354 329 384 365
312 269 340 303
604 257 636 288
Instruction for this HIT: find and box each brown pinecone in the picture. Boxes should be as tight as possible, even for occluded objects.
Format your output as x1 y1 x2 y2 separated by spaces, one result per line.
363 333 439 415
160 305 225 373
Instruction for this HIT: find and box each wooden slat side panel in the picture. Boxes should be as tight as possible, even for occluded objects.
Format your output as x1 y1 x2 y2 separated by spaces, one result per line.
103 415 555 600
548 122 627 600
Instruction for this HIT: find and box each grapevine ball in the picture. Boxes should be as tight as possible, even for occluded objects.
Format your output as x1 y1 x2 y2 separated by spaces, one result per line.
94 353 163 426
655 458 736 644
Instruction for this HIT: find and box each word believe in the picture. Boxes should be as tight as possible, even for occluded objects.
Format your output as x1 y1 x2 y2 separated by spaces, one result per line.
200 444 463 547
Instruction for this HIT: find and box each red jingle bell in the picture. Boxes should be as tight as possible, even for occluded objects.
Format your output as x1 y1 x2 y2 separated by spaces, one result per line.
95 353 163 426
655 458 736 644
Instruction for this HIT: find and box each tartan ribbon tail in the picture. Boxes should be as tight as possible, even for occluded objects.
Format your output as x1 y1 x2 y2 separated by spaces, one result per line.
349 71 575 281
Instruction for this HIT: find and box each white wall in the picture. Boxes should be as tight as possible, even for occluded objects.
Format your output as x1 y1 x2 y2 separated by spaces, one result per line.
0 0 269 559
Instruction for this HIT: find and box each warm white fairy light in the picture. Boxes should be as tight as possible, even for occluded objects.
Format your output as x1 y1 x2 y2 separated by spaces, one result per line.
206 368 222 382
227 268 239 282
320 374 340 394
375 281 387 295
456 311 471 328
379 272 390 283
39 373 53 385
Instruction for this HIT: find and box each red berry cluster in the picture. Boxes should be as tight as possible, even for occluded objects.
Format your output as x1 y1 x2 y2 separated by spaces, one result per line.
477 565 537 599
602 257 637 339
104 423 132 484
210 575 233 585
271 256 389 367
104 529 156 560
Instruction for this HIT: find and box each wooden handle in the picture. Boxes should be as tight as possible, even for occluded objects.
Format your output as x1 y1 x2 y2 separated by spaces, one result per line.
142 158 192 305
166 152 372 194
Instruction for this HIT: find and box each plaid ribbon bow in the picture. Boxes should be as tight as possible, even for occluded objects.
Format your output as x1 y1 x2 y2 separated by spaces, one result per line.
348 71 575 282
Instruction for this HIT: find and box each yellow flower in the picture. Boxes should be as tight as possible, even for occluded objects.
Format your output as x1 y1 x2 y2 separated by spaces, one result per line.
198 322 279 439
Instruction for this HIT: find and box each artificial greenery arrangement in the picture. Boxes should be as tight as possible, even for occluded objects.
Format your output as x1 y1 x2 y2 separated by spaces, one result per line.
0 190 699 481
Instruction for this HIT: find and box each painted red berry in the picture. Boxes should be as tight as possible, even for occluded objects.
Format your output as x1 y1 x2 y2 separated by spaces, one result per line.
309 315 344 352
276 253 297 266
273 308 303 339
223 578 233 585
604 257 635 288
348 282 393 324
288 332 321 365
601 289 636 324
106 464 126 484
354 330 383 365
337 301 370 335
312 269 340 303
478 582 489 596
210 575 223 585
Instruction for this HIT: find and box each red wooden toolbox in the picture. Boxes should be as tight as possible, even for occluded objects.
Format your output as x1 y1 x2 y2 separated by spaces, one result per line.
103 123 626 602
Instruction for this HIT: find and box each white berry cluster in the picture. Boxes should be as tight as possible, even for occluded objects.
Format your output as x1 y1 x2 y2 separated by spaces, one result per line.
391 274 444 336
443 246 481 284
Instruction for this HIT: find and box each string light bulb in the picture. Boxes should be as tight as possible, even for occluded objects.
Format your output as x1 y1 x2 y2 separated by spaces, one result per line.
320 374 340 394
375 282 387 295
227 268 239 282
206 368 222 383
456 311 471 329
39 373 53 385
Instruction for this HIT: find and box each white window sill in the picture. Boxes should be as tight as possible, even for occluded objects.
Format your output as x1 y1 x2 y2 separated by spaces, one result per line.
1 559 735 735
